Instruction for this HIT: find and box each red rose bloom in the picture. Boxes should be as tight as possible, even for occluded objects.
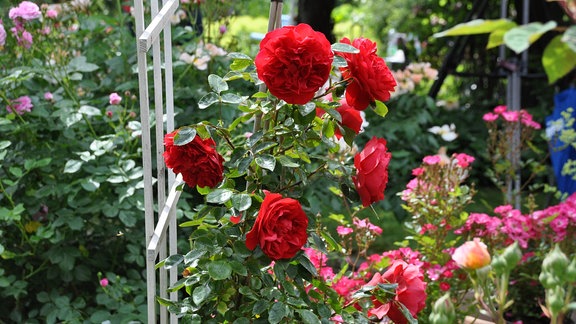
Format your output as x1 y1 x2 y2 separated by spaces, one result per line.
365 260 427 324
317 98 363 139
334 98 363 139
255 23 333 105
353 137 391 206
336 37 397 110
246 191 309 260
163 130 224 188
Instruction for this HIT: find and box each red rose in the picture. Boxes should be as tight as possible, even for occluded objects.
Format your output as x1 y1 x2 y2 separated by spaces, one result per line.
334 98 363 139
255 24 333 105
353 137 391 206
163 130 224 188
336 37 397 110
365 260 427 324
317 97 363 139
246 191 309 260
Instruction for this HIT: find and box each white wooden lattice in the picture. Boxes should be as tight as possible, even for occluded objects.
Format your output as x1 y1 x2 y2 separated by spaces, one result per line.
133 0 182 323
133 1 285 322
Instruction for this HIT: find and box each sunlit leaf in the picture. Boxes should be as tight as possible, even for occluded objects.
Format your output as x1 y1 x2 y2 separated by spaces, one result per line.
504 21 557 54
208 74 228 93
434 19 516 37
543 35 576 84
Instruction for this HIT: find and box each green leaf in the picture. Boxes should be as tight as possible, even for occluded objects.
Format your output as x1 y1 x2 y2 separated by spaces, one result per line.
230 59 252 71
228 52 252 60
322 119 336 138
64 160 83 173
504 21 557 54
198 92 220 109
174 127 197 146
231 193 252 211
268 302 289 324
81 178 100 191
297 309 320 324
193 285 211 305
372 100 389 117
543 35 576 84
221 93 243 104
184 249 207 264
164 254 184 269
9 167 22 178
255 154 276 171
229 260 248 276
68 56 99 72
206 188 233 204
396 301 418 324
331 42 359 53
486 20 519 49
206 261 232 280
0 140 11 150
252 141 278 153
208 74 228 94
562 25 576 53
434 19 517 37
251 92 268 99
299 102 316 116
78 105 102 116
277 155 299 168
332 55 347 68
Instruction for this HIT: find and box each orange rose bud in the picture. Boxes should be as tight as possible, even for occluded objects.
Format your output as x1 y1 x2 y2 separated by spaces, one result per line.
452 238 491 270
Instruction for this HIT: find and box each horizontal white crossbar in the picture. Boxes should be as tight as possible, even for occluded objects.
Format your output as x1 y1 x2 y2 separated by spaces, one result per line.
138 0 179 53
147 173 184 261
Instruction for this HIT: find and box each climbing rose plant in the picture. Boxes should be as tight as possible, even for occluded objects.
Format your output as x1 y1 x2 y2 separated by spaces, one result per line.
158 23 421 323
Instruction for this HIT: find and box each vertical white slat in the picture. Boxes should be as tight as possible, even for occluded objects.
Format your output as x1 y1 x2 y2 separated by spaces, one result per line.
162 1 179 321
149 0 168 321
133 0 157 322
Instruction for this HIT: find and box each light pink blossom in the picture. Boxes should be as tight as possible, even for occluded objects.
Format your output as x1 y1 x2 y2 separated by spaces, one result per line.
9 1 41 21
46 9 58 19
99 278 109 287
0 22 6 46
109 92 122 105
6 96 33 115
44 92 53 101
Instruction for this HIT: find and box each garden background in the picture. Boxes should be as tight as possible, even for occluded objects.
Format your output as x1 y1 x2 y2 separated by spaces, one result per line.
1 0 575 323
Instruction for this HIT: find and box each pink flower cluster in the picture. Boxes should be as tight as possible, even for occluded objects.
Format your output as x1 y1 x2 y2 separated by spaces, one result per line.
6 1 42 49
6 95 33 115
482 105 541 130
303 246 427 323
456 193 576 247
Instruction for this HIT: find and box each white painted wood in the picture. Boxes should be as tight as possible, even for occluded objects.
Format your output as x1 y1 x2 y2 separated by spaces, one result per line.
134 0 180 323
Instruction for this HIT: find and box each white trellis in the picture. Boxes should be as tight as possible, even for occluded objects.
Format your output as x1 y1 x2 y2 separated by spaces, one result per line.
133 0 183 323
133 0 285 322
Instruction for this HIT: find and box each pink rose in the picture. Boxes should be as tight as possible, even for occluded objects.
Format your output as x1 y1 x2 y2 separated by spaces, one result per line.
9 1 41 21
6 96 33 115
99 278 109 287
109 92 122 105
452 238 491 270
